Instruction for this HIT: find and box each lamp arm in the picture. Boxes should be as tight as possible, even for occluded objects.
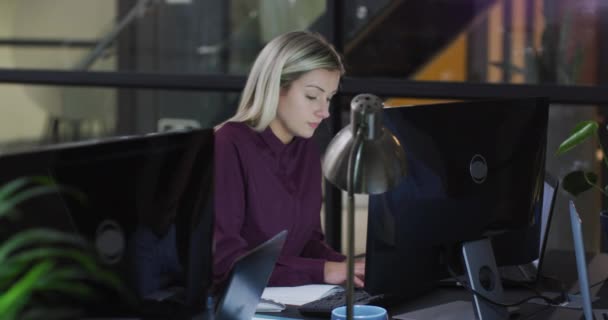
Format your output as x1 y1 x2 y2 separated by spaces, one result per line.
346 126 365 320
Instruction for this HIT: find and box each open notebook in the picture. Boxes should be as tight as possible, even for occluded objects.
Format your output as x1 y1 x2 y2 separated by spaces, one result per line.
260 284 344 309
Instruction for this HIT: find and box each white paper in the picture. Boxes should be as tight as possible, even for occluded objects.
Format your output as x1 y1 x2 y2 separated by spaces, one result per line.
261 284 343 306
256 298 286 312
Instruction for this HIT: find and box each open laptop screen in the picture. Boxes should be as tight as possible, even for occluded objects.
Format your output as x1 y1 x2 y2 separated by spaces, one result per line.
215 230 287 320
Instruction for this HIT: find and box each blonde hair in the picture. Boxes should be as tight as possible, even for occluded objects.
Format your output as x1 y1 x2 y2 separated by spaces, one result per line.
219 31 345 131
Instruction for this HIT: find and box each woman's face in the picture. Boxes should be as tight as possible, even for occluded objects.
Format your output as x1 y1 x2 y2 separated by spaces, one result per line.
270 68 341 144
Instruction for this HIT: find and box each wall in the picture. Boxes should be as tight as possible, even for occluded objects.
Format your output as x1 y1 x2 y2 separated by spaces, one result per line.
0 0 46 145
0 0 116 146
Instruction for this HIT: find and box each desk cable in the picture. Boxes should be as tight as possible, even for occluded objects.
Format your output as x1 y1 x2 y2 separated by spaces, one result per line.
445 264 564 308
505 273 570 305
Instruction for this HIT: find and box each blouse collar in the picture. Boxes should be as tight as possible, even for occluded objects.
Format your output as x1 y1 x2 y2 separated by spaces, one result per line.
260 126 293 155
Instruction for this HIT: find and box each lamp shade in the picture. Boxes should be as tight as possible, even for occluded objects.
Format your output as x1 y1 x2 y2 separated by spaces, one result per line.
322 94 407 194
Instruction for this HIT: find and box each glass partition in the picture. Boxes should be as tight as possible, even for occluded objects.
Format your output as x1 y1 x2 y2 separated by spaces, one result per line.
0 0 116 71
2 0 604 89
0 83 239 151
341 0 602 87
0 0 328 75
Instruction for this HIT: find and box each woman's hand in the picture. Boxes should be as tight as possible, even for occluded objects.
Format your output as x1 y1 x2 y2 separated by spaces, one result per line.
323 260 366 287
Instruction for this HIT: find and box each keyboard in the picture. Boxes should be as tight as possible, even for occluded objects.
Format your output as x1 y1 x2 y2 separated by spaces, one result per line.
298 289 385 317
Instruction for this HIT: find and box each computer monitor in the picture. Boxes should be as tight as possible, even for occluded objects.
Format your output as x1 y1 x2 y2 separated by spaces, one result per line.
495 171 559 285
365 98 549 303
0 129 214 318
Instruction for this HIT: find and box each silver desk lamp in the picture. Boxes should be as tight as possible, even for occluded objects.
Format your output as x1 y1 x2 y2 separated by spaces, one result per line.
322 93 407 320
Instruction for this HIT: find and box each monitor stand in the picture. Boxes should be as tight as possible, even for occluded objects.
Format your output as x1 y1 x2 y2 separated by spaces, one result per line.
393 238 509 320
461 238 510 320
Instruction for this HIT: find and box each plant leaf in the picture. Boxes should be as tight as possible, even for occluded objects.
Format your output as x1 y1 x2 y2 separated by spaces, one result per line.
0 177 32 203
7 247 98 274
0 181 86 219
10 246 131 302
0 229 85 263
562 170 598 196
6 246 130 302
35 278 96 298
0 185 62 218
556 121 599 155
0 260 31 289
0 261 54 319
0 176 56 205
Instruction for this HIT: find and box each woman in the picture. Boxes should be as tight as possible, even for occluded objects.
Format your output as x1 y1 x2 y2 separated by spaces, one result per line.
214 31 365 287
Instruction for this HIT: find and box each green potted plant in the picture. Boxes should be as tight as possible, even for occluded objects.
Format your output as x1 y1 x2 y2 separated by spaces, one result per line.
556 120 605 196
0 176 123 320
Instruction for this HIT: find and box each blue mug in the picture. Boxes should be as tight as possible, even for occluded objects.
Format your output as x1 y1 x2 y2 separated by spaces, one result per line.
331 305 388 320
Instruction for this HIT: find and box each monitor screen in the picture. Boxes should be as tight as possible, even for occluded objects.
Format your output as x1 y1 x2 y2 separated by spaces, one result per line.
0 129 214 318
365 97 548 299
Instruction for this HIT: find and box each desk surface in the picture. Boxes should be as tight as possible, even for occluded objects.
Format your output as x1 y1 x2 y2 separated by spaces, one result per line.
259 251 608 320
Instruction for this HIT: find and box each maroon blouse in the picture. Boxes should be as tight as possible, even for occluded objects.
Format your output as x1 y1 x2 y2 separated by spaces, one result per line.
213 122 345 286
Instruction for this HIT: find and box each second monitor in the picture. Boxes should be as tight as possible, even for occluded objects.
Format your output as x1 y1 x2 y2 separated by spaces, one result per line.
0 129 215 318
366 98 549 304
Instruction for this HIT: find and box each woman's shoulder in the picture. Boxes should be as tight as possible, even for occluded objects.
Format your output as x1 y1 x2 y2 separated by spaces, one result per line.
215 122 255 142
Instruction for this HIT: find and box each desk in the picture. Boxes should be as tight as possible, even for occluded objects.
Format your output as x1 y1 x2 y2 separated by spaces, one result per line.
261 252 608 319
392 251 608 319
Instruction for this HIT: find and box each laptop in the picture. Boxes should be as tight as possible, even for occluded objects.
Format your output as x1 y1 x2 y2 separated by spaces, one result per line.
499 172 559 284
215 230 287 320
